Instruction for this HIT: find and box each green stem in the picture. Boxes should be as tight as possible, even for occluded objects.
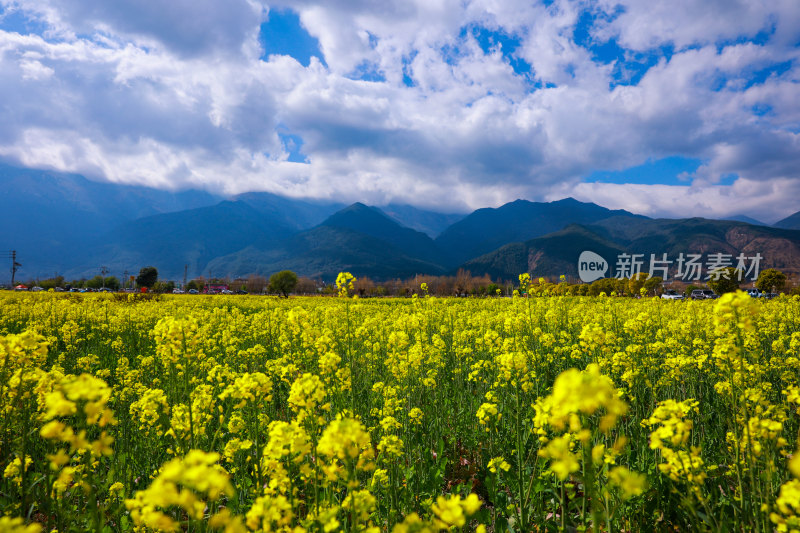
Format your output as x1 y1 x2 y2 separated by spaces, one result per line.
18 378 29 519
515 386 527 530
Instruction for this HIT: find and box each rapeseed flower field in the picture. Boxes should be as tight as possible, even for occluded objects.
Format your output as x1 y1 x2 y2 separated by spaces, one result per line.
1 287 799 532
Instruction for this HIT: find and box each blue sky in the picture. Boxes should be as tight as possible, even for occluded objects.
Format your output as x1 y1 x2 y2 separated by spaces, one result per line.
0 0 798 221
259 9 323 68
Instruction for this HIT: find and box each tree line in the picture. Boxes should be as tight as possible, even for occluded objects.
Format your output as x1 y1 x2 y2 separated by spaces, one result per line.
23 266 796 298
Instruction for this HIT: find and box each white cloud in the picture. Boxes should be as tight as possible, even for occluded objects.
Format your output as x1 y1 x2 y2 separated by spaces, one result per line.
19 57 52 79
2 0 265 57
0 0 797 221
593 0 788 51
556 177 800 224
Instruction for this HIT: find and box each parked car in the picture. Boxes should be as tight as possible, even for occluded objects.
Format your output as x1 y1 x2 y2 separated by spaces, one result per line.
172 288 185 294
31 286 44 292
691 289 719 300
661 289 684 300
188 289 199 294
745 288 762 298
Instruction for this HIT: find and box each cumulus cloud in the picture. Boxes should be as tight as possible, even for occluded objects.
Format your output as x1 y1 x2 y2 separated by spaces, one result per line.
555 177 800 224
0 0 798 221
3 0 265 57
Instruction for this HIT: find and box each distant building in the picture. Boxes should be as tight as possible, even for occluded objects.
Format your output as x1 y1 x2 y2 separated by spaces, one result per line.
204 283 229 294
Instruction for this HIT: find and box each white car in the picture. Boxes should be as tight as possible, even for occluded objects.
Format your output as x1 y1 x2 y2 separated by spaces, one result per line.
661 289 684 300
745 288 762 298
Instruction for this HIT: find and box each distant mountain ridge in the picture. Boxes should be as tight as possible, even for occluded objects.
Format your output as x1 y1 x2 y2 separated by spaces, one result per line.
435 197 646 266
203 204 447 280
379 204 465 238
233 192 344 231
323 203 445 265
3 161 800 283
69 201 298 280
724 214 767 226
0 163 222 278
774 210 800 230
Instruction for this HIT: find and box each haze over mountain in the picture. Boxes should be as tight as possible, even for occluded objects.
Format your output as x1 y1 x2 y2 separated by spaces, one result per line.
724 215 767 227
378 205 465 238
233 192 344 231
774 211 800 231
0 163 222 234
68 201 297 281
0 163 222 278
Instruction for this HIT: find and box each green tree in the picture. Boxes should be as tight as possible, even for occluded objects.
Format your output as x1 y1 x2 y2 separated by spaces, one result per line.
103 276 120 291
186 280 200 292
136 266 158 289
628 272 648 296
755 268 787 294
685 284 702 297
643 276 663 296
707 267 742 294
86 275 105 289
589 278 616 296
613 278 628 296
152 280 175 294
39 276 65 290
269 270 298 298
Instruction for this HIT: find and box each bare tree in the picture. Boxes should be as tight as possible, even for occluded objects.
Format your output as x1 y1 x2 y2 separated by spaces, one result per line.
296 277 319 295
245 275 268 294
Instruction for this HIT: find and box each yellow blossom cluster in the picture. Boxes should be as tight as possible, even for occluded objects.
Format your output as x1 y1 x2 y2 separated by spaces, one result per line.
1 288 799 532
124 450 236 531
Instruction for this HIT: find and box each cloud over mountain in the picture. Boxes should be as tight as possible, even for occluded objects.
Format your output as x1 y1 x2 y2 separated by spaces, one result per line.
0 0 798 221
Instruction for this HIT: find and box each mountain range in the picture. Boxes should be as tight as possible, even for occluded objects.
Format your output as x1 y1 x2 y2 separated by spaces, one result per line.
2 162 800 283
466 217 800 281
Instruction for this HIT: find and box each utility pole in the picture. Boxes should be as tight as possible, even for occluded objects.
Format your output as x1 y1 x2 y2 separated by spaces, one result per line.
4 251 21 287
183 264 188 290
123 270 129 289
100 266 110 290
12 251 20 286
